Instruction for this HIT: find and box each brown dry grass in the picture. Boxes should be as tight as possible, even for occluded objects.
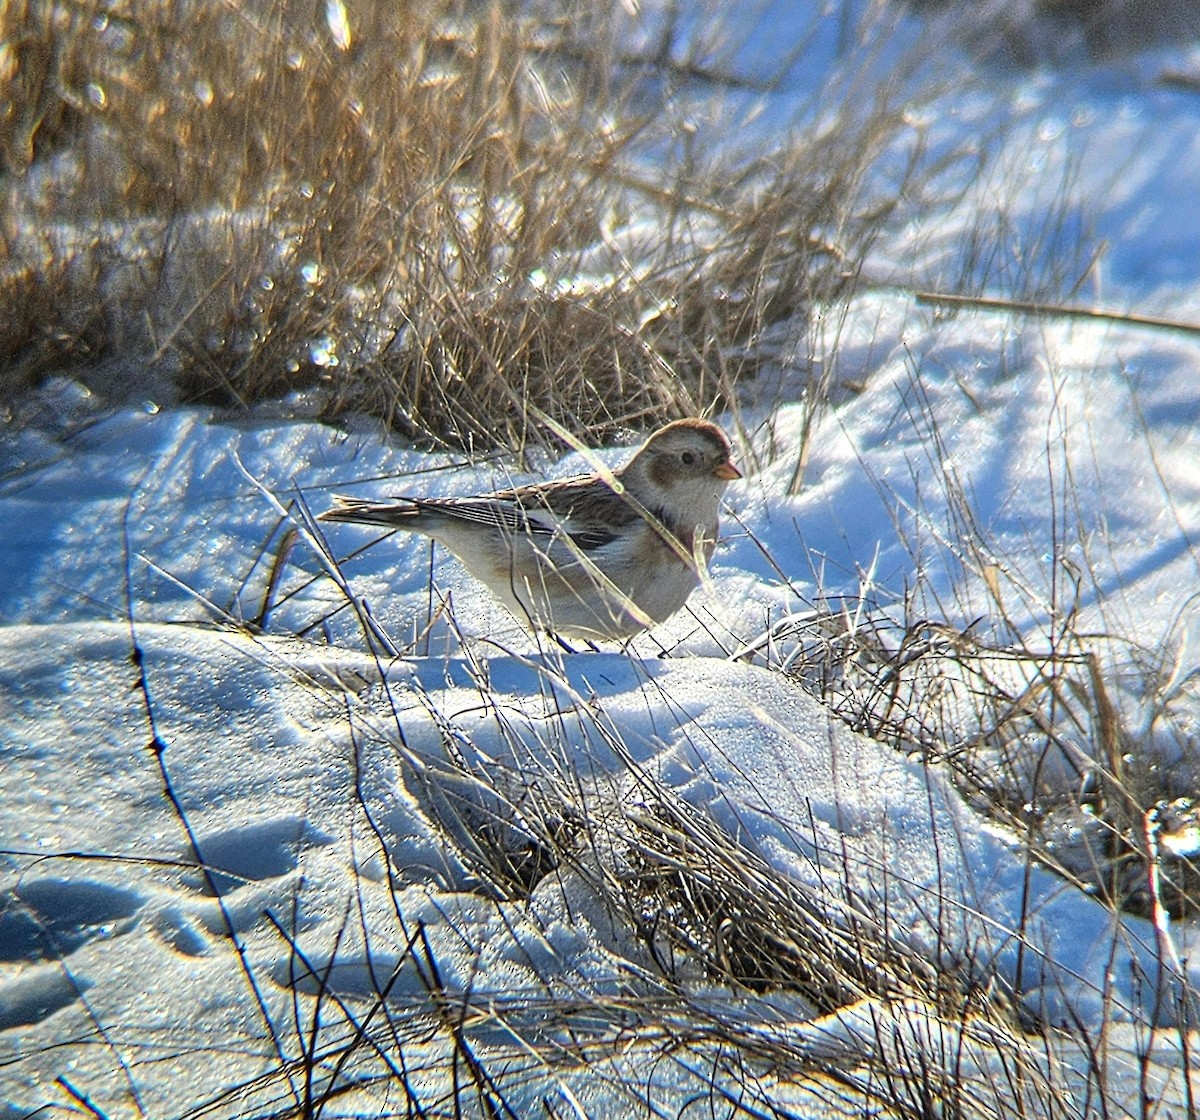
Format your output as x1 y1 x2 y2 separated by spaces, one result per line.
0 0 917 450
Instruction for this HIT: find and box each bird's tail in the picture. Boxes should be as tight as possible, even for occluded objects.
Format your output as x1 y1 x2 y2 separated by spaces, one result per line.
318 496 421 528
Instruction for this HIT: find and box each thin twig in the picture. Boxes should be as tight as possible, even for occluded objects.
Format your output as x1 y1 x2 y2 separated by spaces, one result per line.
914 289 1200 338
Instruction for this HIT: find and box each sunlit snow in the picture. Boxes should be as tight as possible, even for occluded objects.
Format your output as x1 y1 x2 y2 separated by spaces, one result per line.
3 5 1200 1118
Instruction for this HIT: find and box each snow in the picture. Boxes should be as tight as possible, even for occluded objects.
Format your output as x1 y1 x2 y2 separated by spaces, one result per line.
3 621 1195 1113
4 6 1200 1118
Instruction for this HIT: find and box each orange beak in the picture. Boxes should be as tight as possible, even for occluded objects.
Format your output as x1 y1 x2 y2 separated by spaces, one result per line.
714 460 742 481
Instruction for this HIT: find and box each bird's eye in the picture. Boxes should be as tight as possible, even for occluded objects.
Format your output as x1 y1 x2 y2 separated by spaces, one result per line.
680 450 697 466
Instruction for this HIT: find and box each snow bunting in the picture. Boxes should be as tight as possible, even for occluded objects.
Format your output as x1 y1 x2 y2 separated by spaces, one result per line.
320 418 741 641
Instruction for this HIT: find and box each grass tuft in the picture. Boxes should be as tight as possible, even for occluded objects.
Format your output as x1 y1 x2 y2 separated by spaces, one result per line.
2 0 923 449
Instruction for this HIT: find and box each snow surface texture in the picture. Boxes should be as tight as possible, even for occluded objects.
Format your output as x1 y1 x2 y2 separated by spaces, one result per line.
5 9 1200 1120
1 622 1195 1115
3 308 1199 1113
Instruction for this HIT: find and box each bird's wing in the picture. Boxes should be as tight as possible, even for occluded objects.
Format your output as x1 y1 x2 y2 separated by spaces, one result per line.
411 495 540 535
417 480 636 552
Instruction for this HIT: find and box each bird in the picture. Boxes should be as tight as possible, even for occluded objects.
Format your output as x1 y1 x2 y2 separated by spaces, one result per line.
319 418 741 643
